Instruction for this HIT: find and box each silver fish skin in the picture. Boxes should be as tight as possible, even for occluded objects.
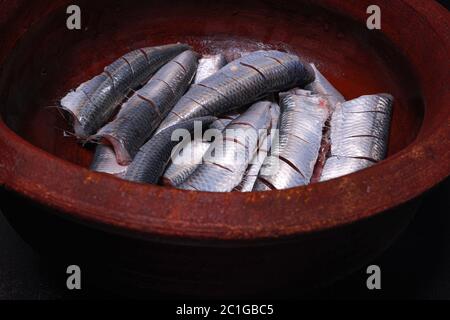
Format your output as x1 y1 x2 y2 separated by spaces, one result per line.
124 117 216 184
193 54 227 84
155 50 314 134
320 94 393 182
253 90 330 191
60 43 191 138
162 113 240 186
238 103 280 192
93 50 199 165
90 145 128 177
179 101 272 192
305 64 345 109
162 139 211 187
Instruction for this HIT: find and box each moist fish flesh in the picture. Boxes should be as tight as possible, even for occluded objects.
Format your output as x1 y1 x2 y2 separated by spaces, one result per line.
320 94 393 182
253 89 330 191
90 145 129 177
179 101 272 192
305 64 345 110
155 50 314 134
238 102 280 192
124 117 216 184
162 113 239 186
193 54 227 84
60 43 190 138
93 50 199 165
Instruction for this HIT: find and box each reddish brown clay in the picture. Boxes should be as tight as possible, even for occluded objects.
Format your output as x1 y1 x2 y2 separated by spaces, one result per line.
0 0 448 296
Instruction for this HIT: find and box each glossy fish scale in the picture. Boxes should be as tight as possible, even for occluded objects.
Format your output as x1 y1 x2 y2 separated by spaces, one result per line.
328 94 392 161
155 50 314 133
94 50 199 165
163 140 211 186
90 145 128 177
179 101 272 192
320 94 393 182
194 54 227 84
239 103 281 192
60 43 190 138
253 90 329 191
125 117 215 184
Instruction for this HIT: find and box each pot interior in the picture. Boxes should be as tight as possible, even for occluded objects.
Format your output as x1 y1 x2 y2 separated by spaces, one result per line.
0 0 424 171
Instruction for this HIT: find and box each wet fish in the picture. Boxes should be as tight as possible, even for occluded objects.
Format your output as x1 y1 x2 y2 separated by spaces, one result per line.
60 43 190 138
193 54 227 84
306 64 345 183
320 94 393 182
124 117 216 184
253 89 330 191
90 145 128 177
305 64 345 109
238 102 280 192
179 101 272 192
155 50 314 133
93 50 199 165
162 113 240 186
162 139 211 187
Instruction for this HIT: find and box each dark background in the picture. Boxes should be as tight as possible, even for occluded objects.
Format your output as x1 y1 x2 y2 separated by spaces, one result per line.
0 0 449 300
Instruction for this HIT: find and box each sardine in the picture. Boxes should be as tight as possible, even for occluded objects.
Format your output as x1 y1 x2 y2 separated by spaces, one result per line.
238 102 280 192
305 64 345 110
90 145 129 177
253 89 330 191
320 94 393 182
60 43 191 138
162 139 211 187
179 101 272 192
93 50 199 165
155 50 314 134
162 113 240 186
124 117 216 184
193 54 227 84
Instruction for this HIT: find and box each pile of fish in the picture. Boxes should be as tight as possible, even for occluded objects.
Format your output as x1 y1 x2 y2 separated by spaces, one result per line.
60 43 394 192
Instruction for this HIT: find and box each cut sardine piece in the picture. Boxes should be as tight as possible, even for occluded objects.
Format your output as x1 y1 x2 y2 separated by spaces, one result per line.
155 50 314 133
238 102 280 192
254 90 330 191
93 50 199 165
60 43 191 138
124 117 216 184
179 101 272 192
320 94 394 181
90 145 128 177
305 63 345 110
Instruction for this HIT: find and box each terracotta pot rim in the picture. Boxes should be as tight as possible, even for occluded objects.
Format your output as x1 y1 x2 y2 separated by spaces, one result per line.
0 0 449 241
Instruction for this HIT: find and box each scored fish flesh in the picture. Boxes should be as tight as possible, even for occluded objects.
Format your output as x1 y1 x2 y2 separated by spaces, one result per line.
124 117 216 184
320 94 393 182
193 54 227 84
238 102 280 192
179 101 272 192
93 50 199 165
155 50 314 134
90 145 129 177
60 43 190 138
253 89 330 191
162 113 239 187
